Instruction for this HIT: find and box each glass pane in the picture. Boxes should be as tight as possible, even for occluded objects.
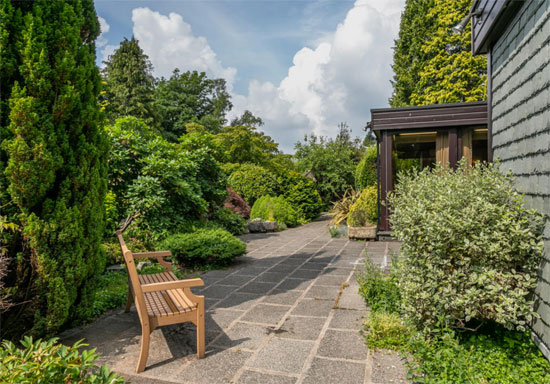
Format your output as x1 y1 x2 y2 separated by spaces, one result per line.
472 129 488 164
392 132 436 180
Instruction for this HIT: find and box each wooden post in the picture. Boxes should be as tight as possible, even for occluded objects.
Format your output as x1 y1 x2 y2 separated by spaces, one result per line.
379 131 393 232
448 128 458 169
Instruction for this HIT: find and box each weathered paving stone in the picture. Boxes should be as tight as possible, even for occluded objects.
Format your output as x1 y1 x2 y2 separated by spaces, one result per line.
317 329 368 360
205 309 243 330
371 350 411 384
276 278 312 291
291 298 334 317
175 348 252 384
239 281 278 294
202 284 238 299
263 289 303 305
215 292 261 311
302 357 365 384
219 274 255 286
305 285 339 301
290 269 322 279
210 322 270 350
255 271 289 283
237 370 297 384
238 267 270 276
329 309 366 330
249 337 314 373
314 275 348 287
241 303 290 325
278 316 325 340
269 264 298 273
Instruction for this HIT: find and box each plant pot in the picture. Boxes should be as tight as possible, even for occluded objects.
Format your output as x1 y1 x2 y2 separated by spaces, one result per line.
348 224 377 239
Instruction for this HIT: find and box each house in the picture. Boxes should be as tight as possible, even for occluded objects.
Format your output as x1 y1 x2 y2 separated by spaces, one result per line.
470 0 550 357
369 102 488 234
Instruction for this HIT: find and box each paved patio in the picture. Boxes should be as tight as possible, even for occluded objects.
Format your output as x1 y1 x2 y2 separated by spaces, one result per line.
61 220 408 384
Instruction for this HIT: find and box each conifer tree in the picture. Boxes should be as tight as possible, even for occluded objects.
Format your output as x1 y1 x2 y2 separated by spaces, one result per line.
0 0 108 337
390 0 486 106
101 37 158 126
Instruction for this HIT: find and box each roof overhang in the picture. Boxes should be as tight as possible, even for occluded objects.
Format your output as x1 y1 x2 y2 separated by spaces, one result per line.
471 0 525 55
370 102 488 133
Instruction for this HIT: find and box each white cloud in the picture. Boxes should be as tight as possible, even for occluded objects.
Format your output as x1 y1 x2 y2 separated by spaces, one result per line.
97 16 110 47
126 2 404 152
231 0 405 151
131 8 237 88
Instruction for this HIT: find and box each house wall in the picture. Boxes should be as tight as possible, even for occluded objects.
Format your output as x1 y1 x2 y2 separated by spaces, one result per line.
490 0 550 357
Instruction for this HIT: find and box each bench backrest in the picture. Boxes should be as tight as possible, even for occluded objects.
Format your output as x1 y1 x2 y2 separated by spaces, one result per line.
116 230 148 323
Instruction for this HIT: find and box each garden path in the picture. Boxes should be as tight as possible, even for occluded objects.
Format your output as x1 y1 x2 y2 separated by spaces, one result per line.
61 219 408 384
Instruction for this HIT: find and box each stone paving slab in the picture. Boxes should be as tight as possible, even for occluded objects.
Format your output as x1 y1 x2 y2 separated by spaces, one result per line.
59 220 409 383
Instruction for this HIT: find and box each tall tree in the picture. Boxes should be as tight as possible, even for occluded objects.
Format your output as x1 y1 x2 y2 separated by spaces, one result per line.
101 37 157 126
215 125 280 167
390 0 486 106
0 0 108 337
230 110 263 128
155 69 232 140
389 0 434 107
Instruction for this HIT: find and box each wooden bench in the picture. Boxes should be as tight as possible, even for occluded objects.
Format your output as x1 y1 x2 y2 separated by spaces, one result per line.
116 230 205 373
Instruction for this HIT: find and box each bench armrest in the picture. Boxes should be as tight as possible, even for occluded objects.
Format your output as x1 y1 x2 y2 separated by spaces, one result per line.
141 278 204 293
133 251 171 259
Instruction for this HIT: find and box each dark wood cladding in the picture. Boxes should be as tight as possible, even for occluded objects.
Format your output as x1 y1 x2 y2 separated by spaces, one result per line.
471 0 525 54
371 102 487 131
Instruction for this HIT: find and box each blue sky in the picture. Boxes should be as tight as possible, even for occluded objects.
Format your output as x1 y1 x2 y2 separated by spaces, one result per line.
95 0 405 152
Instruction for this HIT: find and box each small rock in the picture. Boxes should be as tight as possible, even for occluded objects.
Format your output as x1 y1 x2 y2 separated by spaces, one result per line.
248 219 278 233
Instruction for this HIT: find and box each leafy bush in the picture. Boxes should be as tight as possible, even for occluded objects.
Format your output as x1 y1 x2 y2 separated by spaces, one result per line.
0 337 125 383
347 185 377 226
106 117 227 235
355 146 377 190
407 328 550 384
88 271 128 321
227 164 278 206
294 124 365 205
329 188 358 226
278 171 323 221
389 161 545 333
224 187 251 219
161 228 246 268
250 196 302 228
357 259 401 313
211 207 247 235
364 312 411 350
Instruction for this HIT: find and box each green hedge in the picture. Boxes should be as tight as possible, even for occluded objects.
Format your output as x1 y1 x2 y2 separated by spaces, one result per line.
347 185 377 226
389 161 545 333
0 337 125 383
355 146 377 190
161 228 246 268
278 171 323 221
227 164 279 206
250 196 302 228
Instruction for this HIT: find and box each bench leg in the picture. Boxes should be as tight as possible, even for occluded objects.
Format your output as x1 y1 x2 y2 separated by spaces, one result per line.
125 286 133 313
196 298 205 359
136 325 150 373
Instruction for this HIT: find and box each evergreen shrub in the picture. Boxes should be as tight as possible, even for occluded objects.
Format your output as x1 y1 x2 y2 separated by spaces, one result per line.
389 162 545 333
211 207 247 235
250 196 302 228
355 146 377 190
278 171 323 221
227 164 278 206
161 229 246 268
347 185 377 226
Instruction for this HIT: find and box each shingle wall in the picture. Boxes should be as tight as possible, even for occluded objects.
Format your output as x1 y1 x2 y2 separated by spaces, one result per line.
491 0 550 358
